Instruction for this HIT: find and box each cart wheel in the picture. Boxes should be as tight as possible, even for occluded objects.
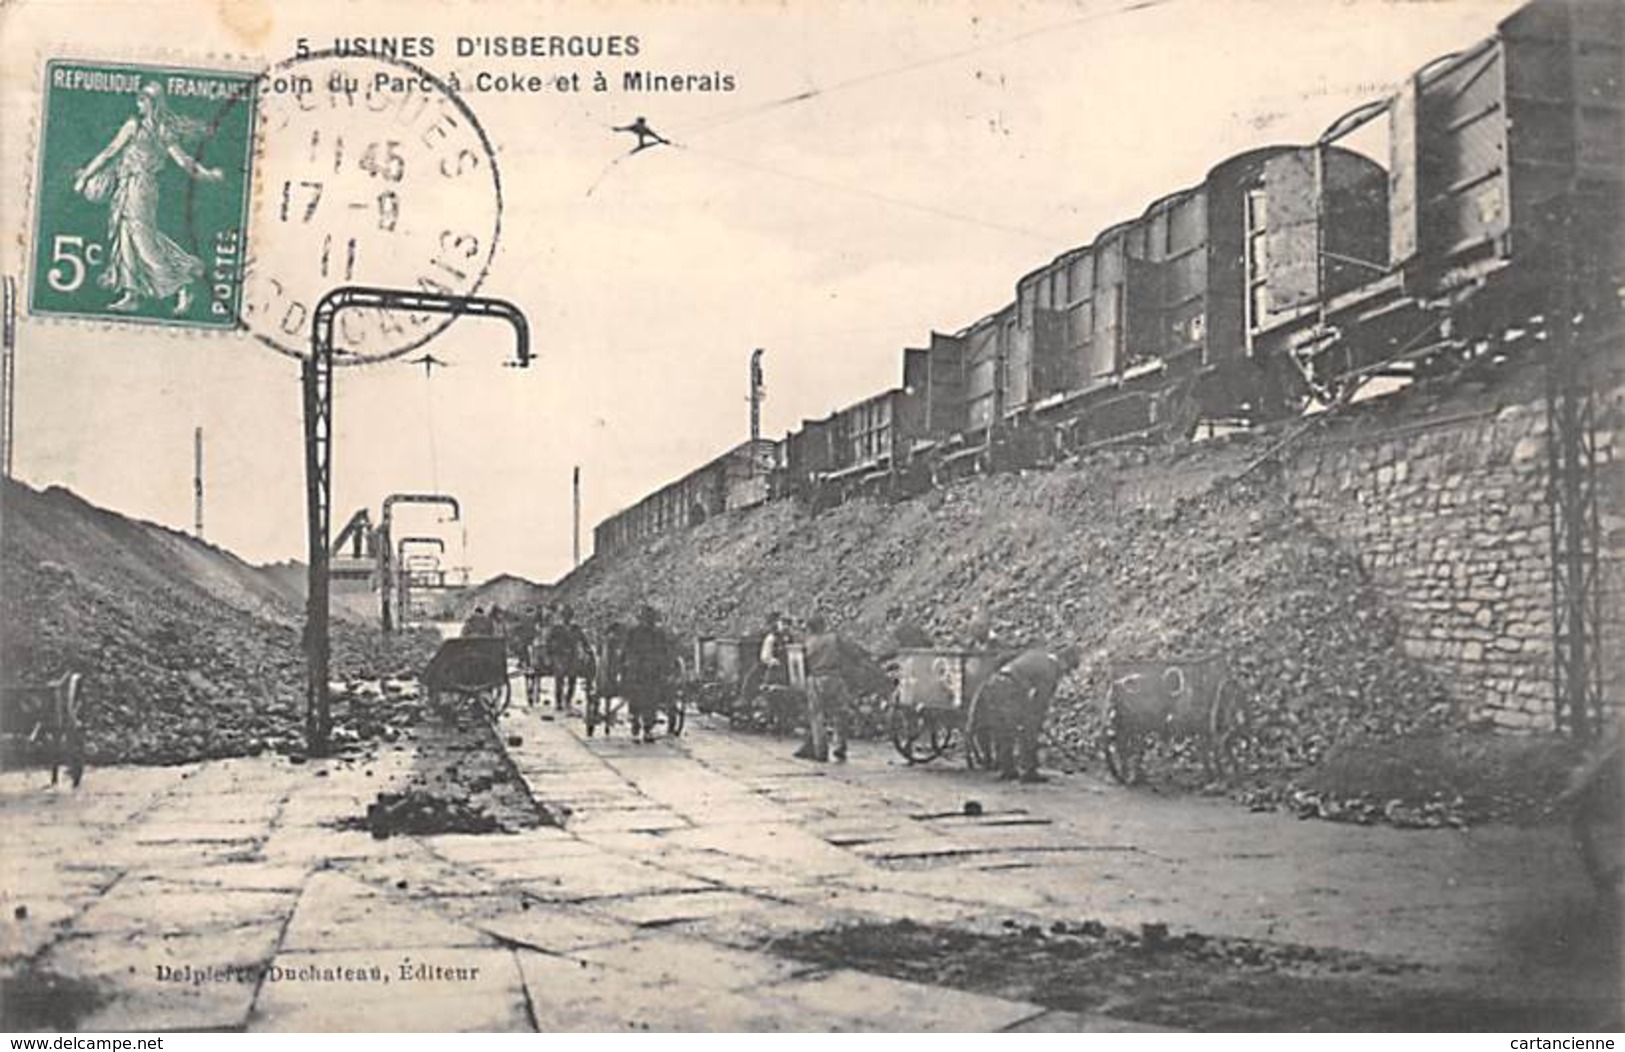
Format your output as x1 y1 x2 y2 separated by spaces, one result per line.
480 681 510 723
666 690 687 737
966 728 996 770
1103 706 1145 786
961 690 995 770
1206 678 1245 779
888 703 946 764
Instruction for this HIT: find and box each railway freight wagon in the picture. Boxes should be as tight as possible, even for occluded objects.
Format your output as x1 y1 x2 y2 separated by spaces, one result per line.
821 385 933 500
1397 0 1621 300
1008 144 1388 454
587 0 1619 563
592 440 778 557
1269 0 1623 396
775 415 836 504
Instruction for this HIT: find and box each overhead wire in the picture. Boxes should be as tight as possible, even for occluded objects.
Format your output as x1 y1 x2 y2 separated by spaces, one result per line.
667 140 1056 242
581 0 1178 239
667 0 1176 140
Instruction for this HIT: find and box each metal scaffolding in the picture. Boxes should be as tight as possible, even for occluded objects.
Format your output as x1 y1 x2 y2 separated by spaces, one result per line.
1543 199 1609 741
304 287 531 756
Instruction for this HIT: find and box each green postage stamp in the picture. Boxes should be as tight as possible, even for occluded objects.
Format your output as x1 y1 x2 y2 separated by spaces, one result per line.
29 60 258 330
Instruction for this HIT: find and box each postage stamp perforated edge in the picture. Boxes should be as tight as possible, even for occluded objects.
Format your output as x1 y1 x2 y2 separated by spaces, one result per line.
14 44 266 338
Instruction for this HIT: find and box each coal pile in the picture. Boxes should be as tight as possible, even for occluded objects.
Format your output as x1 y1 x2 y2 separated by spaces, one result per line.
557 441 1517 824
364 789 508 836
0 479 441 765
359 704 547 837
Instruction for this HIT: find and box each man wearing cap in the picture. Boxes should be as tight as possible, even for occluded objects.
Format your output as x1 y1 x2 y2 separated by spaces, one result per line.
547 604 594 713
622 604 678 743
799 613 888 763
759 612 793 689
971 644 1081 783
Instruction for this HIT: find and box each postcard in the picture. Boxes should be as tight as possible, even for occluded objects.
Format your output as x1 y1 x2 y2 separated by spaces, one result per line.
0 0 1619 1034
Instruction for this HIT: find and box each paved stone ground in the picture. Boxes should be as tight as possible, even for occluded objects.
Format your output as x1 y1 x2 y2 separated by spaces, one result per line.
0 675 1616 1031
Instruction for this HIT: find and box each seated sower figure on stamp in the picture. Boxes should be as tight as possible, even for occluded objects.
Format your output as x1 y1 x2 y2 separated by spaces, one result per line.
71 81 223 316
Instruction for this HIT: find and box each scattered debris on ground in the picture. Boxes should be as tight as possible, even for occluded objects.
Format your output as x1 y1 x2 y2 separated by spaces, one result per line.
355 703 547 837
765 919 1616 1031
1270 728 1581 826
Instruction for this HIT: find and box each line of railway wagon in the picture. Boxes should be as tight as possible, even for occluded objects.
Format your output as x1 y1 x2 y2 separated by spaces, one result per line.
595 0 1621 559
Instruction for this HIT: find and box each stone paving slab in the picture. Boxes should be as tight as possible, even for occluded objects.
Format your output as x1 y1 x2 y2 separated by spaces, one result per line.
660 824 871 878
662 900 853 949
470 851 642 885
124 863 312 893
573 932 813 990
1 693 1608 1032
281 873 496 952
95 840 261 868
0 896 91 959
515 950 825 1031
337 857 499 900
592 889 775 927
73 887 297 937
1 861 119 898
449 900 642 954
249 947 530 1032
421 831 589 865
42 924 283 1031
131 819 275 842
515 868 716 904
566 809 692 834
259 828 412 865
787 886 987 926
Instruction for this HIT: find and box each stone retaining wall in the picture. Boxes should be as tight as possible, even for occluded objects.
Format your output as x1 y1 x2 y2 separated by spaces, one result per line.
1282 382 1623 731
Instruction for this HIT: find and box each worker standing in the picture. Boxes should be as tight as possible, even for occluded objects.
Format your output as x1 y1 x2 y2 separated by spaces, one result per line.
509 605 538 663
547 605 594 713
622 605 677 743
971 645 1081 783
759 612 793 688
799 613 881 763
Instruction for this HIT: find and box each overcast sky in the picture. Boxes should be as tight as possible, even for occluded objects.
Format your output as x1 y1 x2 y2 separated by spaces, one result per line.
1 0 1521 582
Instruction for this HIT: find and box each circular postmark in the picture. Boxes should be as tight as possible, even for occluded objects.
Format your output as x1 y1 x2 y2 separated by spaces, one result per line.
229 50 503 364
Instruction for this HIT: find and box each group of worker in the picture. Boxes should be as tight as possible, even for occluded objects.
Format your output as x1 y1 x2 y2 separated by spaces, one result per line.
464 599 1078 783
606 604 683 743
462 600 681 743
759 608 1079 783
757 610 871 764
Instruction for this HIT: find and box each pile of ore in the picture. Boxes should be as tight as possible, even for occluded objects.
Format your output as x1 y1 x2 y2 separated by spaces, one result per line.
560 444 1509 825
361 704 547 837
1 517 440 764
